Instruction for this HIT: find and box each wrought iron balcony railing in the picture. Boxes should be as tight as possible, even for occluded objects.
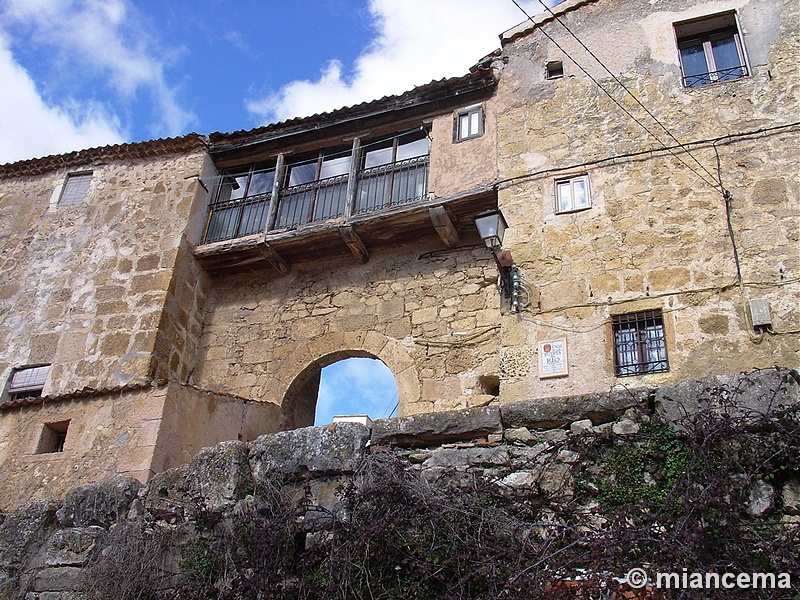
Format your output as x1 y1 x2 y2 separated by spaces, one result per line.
683 65 747 88
203 156 429 243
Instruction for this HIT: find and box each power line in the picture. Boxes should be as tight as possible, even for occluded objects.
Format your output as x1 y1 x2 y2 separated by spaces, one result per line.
533 0 724 191
509 0 722 192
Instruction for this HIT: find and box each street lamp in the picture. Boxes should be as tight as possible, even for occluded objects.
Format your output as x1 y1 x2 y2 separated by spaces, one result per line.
474 209 514 300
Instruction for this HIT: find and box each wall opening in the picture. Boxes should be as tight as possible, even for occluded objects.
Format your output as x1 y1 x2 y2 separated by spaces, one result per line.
280 351 399 430
36 420 70 454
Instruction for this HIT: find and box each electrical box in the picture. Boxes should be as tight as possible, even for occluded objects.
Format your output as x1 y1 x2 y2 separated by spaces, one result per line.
748 298 772 327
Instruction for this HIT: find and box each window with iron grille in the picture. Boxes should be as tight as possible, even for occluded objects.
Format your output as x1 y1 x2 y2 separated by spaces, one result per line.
204 164 275 243
58 172 92 206
612 310 669 377
675 12 748 88
6 365 50 402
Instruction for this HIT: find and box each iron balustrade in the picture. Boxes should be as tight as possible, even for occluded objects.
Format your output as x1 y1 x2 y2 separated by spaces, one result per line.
204 192 271 243
274 173 349 230
202 154 430 242
683 65 747 87
355 155 429 214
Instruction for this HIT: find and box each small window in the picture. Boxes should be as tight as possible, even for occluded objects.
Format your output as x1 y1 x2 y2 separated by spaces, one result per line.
6 365 50 401
58 172 93 206
546 61 564 79
454 106 484 142
36 420 70 454
555 175 591 213
675 13 748 88
612 310 669 377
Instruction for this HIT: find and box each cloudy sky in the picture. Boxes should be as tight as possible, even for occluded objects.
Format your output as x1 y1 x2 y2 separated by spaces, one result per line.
0 0 555 165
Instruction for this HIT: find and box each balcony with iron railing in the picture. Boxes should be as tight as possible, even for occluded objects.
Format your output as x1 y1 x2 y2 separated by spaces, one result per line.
683 64 747 88
196 134 494 275
202 151 430 244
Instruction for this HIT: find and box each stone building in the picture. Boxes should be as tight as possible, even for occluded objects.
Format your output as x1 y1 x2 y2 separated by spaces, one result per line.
0 0 797 510
491 0 798 402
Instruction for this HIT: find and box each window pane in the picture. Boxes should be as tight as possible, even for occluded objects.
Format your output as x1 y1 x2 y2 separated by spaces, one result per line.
680 44 710 79
218 173 248 202
572 178 588 208
556 182 572 212
364 145 393 168
710 35 744 79
9 365 50 392
320 155 351 179
59 173 92 206
459 114 470 138
469 111 480 136
248 170 274 196
288 163 317 186
396 136 429 161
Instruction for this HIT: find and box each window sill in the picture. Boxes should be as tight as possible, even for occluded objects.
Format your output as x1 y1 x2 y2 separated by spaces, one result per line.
22 451 72 463
555 206 592 216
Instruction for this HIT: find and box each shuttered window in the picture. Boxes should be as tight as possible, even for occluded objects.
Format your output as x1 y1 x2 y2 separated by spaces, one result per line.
58 172 93 206
7 365 50 399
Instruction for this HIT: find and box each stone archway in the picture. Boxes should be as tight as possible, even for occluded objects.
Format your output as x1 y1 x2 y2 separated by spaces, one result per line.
277 332 420 430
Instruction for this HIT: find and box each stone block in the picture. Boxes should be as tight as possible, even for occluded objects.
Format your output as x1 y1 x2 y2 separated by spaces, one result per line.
55 476 142 528
422 446 509 469
249 423 370 482
782 480 800 515
654 368 798 427
500 387 652 430
33 567 82 592
371 406 502 447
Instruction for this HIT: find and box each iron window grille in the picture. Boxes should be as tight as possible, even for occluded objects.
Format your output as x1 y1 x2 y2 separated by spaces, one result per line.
204 165 275 243
612 310 669 377
202 129 430 243
675 13 748 88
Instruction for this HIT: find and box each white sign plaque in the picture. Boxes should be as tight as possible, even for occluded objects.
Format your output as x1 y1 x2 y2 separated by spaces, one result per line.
538 338 569 378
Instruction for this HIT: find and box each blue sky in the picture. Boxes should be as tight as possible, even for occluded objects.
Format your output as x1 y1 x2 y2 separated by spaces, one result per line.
315 358 398 425
0 0 554 164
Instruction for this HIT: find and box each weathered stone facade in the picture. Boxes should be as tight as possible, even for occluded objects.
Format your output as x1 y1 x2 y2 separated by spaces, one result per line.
0 0 797 513
492 0 799 402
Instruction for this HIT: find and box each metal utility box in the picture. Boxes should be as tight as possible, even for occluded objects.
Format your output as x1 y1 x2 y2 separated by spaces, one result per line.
748 298 772 327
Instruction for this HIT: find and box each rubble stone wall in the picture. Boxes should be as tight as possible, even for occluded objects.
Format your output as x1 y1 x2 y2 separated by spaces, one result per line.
0 368 796 598
0 382 280 512
0 150 208 396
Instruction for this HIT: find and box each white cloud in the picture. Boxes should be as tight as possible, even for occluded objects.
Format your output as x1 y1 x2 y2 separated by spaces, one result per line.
0 0 195 163
0 33 125 163
247 0 547 124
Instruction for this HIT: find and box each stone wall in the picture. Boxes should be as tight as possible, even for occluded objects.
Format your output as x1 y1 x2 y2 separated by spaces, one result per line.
192 239 503 419
0 149 209 396
0 382 280 512
0 368 796 598
492 0 799 402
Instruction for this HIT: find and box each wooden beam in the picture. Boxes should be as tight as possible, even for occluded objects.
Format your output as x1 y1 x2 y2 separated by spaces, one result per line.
428 206 460 248
258 241 290 275
338 225 369 264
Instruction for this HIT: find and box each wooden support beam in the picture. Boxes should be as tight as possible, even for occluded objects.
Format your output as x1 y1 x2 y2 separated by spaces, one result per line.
258 242 290 275
428 206 460 248
338 225 369 264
